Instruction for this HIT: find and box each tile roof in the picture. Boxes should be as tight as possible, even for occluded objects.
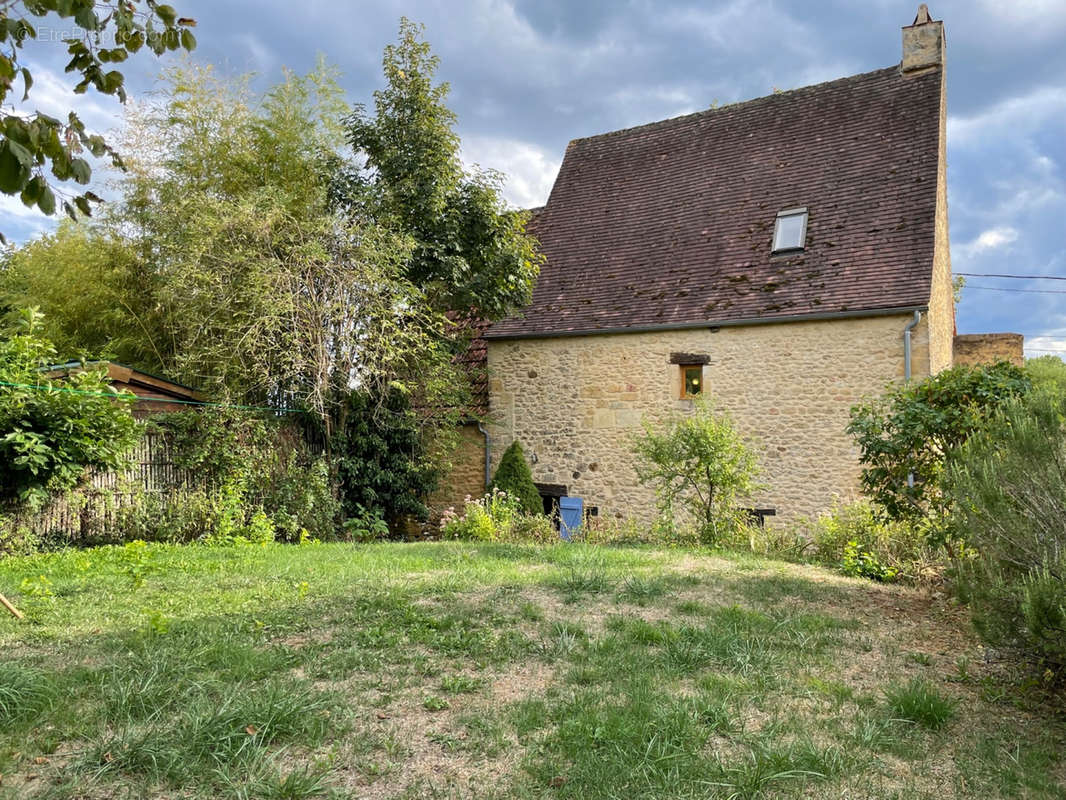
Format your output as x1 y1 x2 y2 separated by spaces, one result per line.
487 65 942 339
447 314 490 417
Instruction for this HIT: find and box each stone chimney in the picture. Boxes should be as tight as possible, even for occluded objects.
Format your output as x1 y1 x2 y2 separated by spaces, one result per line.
902 4 944 76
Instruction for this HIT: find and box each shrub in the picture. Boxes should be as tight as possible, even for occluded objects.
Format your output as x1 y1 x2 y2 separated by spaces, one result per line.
0 308 141 508
631 397 761 545
810 501 940 583
847 362 1029 538
334 387 441 526
489 440 542 515
0 515 39 555
343 505 391 543
153 409 341 545
841 540 898 583
440 488 555 543
2 408 344 552
945 389 1066 673
1025 354 1066 396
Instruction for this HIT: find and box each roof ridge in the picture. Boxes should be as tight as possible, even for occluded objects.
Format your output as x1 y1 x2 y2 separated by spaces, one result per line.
567 64 904 147
496 58 940 338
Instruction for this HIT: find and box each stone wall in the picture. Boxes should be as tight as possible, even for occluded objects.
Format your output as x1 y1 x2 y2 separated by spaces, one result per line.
953 333 1024 367
427 423 486 514
926 62 955 375
487 312 931 526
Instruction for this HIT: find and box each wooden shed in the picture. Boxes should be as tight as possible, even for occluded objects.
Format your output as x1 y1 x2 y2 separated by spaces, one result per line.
46 361 203 417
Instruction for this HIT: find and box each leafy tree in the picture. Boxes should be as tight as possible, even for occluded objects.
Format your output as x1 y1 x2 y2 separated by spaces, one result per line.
489 440 541 515
0 307 140 507
0 220 162 369
847 362 1030 535
339 18 542 320
0 1 195 240
106 63 462 434
631 398 760 544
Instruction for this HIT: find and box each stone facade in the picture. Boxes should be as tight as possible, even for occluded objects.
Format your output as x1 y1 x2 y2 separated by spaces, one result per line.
428 423 487 514
953 333 1025 367
486 313 933 525
925 54 955 375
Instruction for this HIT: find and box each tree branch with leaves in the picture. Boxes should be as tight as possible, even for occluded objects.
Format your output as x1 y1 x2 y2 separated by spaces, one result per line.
0 0 195 240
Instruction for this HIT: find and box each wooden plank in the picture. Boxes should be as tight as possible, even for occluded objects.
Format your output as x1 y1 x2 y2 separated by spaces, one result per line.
0 593 23 620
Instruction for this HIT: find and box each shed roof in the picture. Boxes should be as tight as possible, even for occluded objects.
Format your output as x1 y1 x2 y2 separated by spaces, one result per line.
45 361 203 403
487 65 942 339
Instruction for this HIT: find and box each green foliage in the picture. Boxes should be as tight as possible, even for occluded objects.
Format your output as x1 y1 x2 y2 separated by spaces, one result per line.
150 408 340 545
108 62 452 427
117 539 158 588
3 57 475 506
810 501 941 584
945 389 1066 674
489 440 542 515
157 407 273 487
0 221 163 370
631 397 761 544
1026 354 1066 396
847 362 1030 535
712 520 811 560
439 488 556 543
334 387 441 525
339 18 542 320
841 540 898 582
0 61 461 440
0 1 195 239
0 308 140 508
342 505 391 543
0 513 36 554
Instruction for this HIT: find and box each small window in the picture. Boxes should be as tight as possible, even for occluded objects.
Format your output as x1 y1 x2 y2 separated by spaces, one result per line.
680 365 703 399
772 207 808 252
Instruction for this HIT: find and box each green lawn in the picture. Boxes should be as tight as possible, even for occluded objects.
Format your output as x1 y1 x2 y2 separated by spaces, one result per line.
1 541 1063 799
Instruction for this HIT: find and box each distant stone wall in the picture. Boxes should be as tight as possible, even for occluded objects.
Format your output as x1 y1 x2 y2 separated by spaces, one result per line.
953 333 1024 367
428 422 486 514
487 313 930 526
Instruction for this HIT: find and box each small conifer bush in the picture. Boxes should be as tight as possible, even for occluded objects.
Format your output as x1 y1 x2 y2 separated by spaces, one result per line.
490 440 542 515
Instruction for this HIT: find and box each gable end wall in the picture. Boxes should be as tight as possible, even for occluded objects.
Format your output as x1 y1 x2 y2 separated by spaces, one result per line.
926 65 955 374
487 313 930 526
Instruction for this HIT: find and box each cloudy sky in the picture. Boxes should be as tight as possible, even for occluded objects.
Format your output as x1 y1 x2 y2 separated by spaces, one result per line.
4 0 1065 354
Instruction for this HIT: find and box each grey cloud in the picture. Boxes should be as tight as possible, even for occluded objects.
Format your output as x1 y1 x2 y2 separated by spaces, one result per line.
4 0 1064 344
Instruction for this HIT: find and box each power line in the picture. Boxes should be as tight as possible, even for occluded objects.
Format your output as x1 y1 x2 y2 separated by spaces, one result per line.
965 284 1066 295
958 272 1066 281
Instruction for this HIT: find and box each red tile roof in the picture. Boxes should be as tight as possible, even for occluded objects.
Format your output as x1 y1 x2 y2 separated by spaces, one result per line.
447 314 490 416
487 65 942 339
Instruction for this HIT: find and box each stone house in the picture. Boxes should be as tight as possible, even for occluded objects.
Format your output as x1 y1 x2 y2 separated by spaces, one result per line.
435 7 1022 526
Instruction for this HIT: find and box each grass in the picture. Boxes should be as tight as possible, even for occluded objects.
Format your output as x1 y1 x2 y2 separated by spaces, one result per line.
0 540 1063 799
885 677 958 730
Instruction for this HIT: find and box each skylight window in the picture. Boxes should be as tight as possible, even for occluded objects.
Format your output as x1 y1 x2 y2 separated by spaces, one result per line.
772 207 808 252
